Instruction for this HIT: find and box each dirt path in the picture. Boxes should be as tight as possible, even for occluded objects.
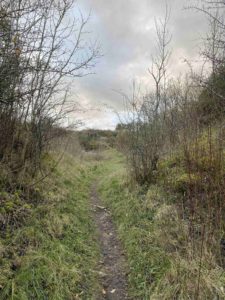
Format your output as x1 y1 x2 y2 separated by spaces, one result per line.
91 183 129 300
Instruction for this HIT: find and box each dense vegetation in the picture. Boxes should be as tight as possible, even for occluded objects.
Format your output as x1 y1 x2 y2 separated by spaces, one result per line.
0 0 99 182
0 153 101 299
110 1 225 298
0 0 225 299
0 1 101 299
78 130 116 151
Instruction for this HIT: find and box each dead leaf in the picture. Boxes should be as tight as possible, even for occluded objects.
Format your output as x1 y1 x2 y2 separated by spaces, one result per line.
102 289 106 295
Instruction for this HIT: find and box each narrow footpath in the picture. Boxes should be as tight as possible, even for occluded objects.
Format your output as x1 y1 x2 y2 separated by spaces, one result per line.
91 183 129 300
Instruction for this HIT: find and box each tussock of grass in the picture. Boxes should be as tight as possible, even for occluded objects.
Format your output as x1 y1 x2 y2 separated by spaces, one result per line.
98 150 225 299
0 153 100 299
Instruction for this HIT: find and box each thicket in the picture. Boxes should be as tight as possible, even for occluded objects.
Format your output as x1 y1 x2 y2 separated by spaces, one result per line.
0 0 99 184
78 129 116 151
116 1 225 297
0 0 99 237
99 150 225 299
0 150 100 299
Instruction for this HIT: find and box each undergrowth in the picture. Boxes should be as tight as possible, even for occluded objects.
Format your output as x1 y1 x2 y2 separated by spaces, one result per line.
98 149 225 299
0 153 100 300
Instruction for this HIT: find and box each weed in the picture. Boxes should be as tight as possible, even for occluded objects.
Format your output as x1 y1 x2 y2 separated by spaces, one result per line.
0 153 100 299
98 150 225 299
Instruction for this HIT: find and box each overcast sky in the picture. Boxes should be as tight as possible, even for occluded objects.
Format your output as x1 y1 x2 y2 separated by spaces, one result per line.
70 0 208 129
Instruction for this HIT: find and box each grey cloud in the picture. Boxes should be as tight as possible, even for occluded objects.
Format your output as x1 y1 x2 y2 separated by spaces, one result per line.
71 0 208 129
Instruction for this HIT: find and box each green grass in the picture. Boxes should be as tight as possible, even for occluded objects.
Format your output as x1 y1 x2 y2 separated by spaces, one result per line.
0 153 100 300
1 147 225 299
97 150 170 299
98 149 225 299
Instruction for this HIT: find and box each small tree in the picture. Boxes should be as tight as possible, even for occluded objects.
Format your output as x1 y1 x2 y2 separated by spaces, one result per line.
120 8 172 184
0 0 100 178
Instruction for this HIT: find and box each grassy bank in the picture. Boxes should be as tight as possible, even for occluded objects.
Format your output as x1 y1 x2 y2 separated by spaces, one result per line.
0 153 100 300
98 149 225 299
1 147 224 299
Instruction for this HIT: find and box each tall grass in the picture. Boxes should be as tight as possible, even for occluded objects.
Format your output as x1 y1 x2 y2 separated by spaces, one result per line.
0 153 100 299
98 149 225 299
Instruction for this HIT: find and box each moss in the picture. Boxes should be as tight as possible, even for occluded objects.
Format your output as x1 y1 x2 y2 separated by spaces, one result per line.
170 171 201 193
157 128 225 197
158 152 184 170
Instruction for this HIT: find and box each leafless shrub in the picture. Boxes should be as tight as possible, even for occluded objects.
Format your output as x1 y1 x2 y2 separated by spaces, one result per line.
0 0 99 181
118 8 172 184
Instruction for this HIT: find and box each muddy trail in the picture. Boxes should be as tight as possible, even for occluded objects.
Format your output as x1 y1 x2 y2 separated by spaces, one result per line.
91 183 129 300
